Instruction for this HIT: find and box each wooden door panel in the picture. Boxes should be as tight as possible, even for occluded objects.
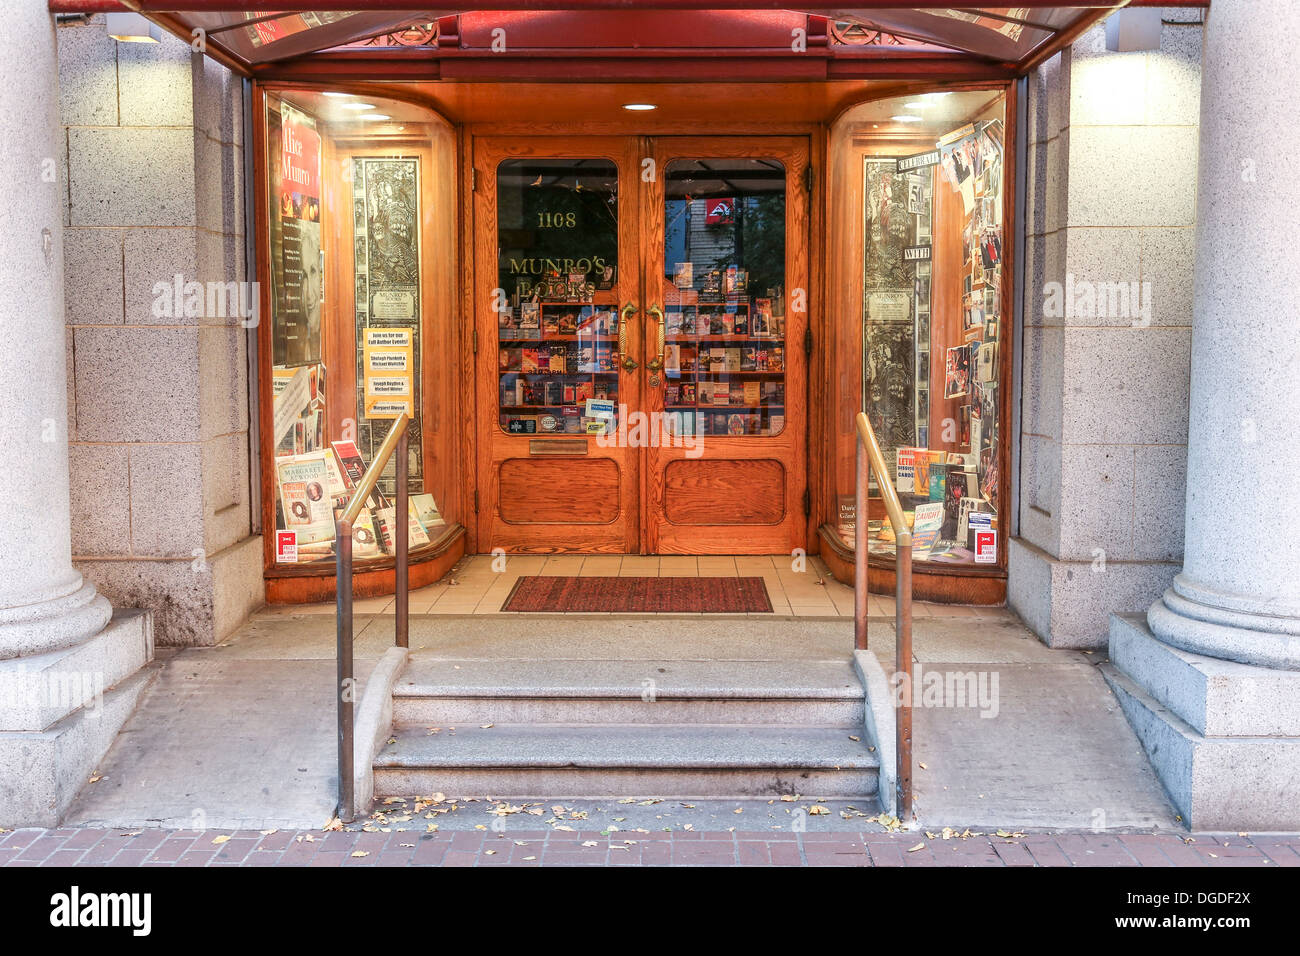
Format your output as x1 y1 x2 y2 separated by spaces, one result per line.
662 459 786 525
641 137 809 555
474 136 641 554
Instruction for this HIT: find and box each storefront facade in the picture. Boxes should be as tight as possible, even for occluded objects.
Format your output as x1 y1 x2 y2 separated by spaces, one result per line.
16 0 1300 829
188 7 1065 607
33 2 1210 629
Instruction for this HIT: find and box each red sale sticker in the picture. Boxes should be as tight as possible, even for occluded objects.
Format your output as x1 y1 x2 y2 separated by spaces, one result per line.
275 530 299 563
974 530 997 564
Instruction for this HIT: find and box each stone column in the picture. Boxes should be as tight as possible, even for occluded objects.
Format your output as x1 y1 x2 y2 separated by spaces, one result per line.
0 0 111 658
1104 0 1300 831
0 2 153 828
1145 0 1300 670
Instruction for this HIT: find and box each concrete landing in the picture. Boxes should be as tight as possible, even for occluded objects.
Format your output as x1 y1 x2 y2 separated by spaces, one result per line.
59 601 1181 832
63 615 382 830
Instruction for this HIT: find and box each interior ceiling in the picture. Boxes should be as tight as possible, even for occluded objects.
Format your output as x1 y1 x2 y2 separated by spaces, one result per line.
273 79 1000 131
63 4 1159 73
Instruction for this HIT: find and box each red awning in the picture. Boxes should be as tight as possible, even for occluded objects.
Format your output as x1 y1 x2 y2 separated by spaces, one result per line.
49 3 1203 75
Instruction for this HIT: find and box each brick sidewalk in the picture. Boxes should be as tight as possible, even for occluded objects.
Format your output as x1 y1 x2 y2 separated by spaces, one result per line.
3 827 1299 866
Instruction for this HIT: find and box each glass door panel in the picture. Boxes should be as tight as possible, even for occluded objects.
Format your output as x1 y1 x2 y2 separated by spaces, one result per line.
495 158 622 437
659 159 788 439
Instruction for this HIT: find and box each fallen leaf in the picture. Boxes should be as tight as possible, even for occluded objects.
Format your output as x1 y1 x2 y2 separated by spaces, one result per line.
907 843 926 853
323 817 344 832
351 851 368 858
212 835 231 845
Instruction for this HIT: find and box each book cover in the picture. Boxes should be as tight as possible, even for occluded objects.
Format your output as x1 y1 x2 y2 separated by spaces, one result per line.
330 440 366 491
837 494 856 546
665 344 681 374
276 455 336 545
911 502 945 553
411 493 444 533
349 506 382 558
896 447 918 493
375 501 431 553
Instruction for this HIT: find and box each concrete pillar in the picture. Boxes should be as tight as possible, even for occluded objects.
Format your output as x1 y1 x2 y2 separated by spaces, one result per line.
1103 0 1300 831
1147 0 1300 671
0 0 111 658
0 1 153 827
1009 10 1201 650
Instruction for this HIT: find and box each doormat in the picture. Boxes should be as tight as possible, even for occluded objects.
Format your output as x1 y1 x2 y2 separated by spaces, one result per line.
501 576 773 613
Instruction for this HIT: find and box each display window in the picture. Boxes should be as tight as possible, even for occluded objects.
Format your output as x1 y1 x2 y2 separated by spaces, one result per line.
258 88 460 575
826 88 1012 582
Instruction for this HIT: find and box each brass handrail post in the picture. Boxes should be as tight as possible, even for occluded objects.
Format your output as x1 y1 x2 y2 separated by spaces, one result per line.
395 431 410 649
853 411 914 819
897 541 913 820
334 411 410 824
854 441 868 651
335 517 355 824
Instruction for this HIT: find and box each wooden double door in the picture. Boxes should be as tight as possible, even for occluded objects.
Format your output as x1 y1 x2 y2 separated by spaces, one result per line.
474 135 808 554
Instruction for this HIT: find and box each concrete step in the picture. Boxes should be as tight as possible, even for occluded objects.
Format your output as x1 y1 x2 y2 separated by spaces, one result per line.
393 657 865 725
374 723 879 800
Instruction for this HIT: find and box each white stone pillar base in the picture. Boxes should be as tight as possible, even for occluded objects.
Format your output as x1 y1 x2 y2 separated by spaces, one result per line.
0 609 155 827
1105 615 1300 830
1149 577 1300 672
0 578 111 660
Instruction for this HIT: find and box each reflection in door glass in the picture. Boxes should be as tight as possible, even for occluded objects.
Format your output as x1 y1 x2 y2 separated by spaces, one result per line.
496 159 620 436
661 159 786 438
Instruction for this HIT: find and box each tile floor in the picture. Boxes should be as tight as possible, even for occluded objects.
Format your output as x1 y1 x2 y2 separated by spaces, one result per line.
263 553 1012 619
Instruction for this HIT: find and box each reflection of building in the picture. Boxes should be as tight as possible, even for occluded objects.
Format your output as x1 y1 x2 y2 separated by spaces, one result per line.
5 2 1300 833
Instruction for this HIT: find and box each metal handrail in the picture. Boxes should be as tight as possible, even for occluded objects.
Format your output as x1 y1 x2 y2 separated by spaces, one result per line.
336 411 411 823
853 410 913 819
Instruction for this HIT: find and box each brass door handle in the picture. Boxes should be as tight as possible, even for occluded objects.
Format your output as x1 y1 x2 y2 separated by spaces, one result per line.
646 304 665 373
619 302 638 371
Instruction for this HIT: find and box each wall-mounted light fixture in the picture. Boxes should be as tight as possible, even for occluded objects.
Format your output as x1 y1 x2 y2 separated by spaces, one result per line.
1104 9 1162 52
105 12 162 44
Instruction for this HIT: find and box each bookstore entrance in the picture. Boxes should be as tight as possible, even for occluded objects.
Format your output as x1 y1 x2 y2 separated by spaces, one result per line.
475 135 809 555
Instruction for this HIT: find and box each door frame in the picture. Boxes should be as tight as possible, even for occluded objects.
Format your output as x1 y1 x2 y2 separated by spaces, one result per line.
639 135 811 555
470 132 811 555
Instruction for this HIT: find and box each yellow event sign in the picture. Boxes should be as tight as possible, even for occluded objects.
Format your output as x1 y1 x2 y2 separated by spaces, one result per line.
363 327 414 418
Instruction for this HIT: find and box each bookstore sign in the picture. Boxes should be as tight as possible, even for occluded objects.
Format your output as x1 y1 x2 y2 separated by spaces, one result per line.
363 327 415 418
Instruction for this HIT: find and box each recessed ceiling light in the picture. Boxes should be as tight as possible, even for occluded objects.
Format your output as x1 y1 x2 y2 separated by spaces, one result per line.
342 102 376 111
360 114 391 121
105 12 161 43
622 103 657 111
891 115 924 123
322 91 350 98
904 102 928 110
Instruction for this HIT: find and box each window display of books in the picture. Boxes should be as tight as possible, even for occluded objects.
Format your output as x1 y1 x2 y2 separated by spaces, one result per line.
662 301 787 437
862 445 997 564
273 439 446 564
498 303 620 435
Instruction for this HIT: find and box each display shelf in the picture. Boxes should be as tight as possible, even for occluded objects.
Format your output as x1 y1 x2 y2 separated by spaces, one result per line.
497 301 621 436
